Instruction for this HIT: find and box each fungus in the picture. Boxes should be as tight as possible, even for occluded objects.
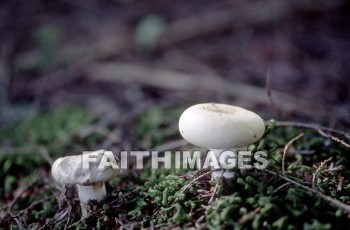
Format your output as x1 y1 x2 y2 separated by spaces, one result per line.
51 150 120 218
178 103 265 179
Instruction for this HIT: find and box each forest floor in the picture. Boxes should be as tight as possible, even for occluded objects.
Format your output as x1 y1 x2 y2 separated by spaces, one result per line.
0 0 349 229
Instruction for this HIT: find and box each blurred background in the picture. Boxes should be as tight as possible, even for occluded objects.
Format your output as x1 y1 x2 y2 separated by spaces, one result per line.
0 0 349 128
0 1 350 228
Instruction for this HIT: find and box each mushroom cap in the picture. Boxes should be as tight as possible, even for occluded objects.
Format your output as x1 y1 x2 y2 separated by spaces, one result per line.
178 103 265 149
51 150 120 186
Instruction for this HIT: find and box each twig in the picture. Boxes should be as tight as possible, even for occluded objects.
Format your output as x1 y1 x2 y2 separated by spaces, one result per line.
181 171 213 194
265 67 281 116
114 217 123 226
208 183 218 205
65 188 140 229
87 63 329 119
272 121 350 142
261 169 350 214
38 146 54 165
273 182 291 194
9 214 24 228
195 215 205 228
278 120 350 149
317 129 350 149
337 176 344 192
238 207 261 225
3 180 39 211
14 197 51 217
312 157 333 189
324 165 343 173
282 133 304 174
64 216 71 230
166 170 214 209
0 146 53 166
157 0 288 47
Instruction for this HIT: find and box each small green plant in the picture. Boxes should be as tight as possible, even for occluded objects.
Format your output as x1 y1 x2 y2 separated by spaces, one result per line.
0 107 91 207
1 105 349 229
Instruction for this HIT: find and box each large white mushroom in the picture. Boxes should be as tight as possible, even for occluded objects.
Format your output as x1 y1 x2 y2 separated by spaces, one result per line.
178 103 265 179
51 150 120 218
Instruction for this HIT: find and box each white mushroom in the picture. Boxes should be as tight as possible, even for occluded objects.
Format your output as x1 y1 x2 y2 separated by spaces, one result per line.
51 150 120 218
178 103 265 179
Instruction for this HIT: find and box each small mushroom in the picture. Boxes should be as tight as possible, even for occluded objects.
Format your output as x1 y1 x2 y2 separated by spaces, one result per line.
51 150 120 218
178 103 265 179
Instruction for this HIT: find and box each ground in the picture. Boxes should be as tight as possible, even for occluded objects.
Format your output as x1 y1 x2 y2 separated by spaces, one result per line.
0 0 349 229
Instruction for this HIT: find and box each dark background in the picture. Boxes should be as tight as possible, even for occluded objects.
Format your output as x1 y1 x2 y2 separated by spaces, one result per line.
0 0 349 128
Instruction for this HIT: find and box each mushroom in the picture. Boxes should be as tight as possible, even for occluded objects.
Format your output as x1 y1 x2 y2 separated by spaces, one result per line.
51 150 120 218
178 103 265 179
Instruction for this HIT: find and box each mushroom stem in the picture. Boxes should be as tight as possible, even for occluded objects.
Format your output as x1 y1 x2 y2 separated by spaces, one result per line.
76 182 106 218
211 149 235 180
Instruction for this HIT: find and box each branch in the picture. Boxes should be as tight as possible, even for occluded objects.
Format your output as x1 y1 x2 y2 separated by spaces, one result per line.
282 133 304 174
312 157 333 189
261 169 350 214
88 63 330 119
272 121 350 148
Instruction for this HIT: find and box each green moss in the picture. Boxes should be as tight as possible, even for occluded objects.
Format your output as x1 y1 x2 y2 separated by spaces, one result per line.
2 107 350 229
0 107 92 204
